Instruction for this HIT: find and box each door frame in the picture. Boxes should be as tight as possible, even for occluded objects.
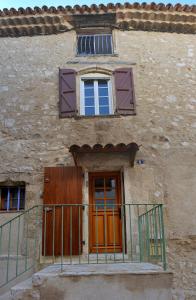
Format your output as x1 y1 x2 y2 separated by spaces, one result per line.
88 171 122 253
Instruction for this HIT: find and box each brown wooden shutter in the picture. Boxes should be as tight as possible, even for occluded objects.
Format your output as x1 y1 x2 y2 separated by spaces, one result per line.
43 166 83 256
114 68 136 115
59 69 77 117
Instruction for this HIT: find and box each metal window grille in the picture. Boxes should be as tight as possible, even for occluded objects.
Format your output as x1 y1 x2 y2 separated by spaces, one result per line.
0 186 25 211
77 34 113 56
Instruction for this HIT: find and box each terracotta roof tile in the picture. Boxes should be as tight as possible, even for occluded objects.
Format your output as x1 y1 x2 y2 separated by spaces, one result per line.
0 2 195 36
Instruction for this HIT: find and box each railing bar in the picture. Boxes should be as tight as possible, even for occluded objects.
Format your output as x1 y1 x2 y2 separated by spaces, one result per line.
96 205 98 264
44 208 46 261
70 206 72 265
33 205 39 271
53 206 55 263
61 206 64 271
78 205 81 264
128 204 133 262
154 206 159 257
139 205 160 217
104 202 107 264
137 205 143 262
6 221 12 284
106 35 108 54
25 211 29 271
160 205 166 270
145 205 150 261
112 205 116 263
121 205 125 262
16 216 21 277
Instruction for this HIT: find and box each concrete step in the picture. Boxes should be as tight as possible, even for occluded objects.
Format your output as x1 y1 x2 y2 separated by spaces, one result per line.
0 291 11 300
10 263 173 300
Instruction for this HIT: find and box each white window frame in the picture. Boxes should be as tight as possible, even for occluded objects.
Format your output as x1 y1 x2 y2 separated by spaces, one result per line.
80 74 113 116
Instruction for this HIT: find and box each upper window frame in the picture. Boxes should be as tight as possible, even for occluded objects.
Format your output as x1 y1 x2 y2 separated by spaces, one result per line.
80 73 114 117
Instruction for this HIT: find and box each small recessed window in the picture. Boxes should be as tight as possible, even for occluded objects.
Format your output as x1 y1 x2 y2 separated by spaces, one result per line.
0 185 25 211
80 77 113 116
77 34 113 56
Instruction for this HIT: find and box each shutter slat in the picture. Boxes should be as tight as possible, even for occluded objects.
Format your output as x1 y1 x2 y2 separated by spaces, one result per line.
114 68 136 115
59 69 77 117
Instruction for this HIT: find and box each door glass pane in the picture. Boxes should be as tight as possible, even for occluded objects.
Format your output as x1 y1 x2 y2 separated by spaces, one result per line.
95 199 104 209
105 199 115 209
94 178 104 188
95 189 104 199
105 178 116 188
106 188 115 198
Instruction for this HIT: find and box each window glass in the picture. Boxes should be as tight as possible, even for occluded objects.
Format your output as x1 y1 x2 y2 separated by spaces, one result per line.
82 79 111 116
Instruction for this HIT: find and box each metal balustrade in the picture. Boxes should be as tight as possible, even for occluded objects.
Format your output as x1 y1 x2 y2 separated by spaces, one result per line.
0 203 166 289
77 34 113 56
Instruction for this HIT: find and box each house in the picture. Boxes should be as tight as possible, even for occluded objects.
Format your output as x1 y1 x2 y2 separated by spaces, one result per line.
0 2 196 299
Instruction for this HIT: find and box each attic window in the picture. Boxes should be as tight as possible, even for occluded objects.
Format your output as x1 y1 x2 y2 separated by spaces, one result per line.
77 34 113 56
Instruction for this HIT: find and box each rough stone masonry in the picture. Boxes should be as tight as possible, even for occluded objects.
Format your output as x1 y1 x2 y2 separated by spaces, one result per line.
0 4 196 299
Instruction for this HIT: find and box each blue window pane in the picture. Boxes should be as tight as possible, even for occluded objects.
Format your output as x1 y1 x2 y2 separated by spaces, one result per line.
84 80 94 88
98 88 108 97
99 106 109 115
85 107 95 116
99 97 109 106
98 80 108 88
85 97 94 106
85 88 94 97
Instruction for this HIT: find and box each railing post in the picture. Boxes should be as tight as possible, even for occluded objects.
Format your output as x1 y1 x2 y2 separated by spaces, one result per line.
160 204 167 270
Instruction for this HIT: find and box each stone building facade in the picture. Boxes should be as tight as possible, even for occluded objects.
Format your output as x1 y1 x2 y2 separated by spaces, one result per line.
0 2 196 299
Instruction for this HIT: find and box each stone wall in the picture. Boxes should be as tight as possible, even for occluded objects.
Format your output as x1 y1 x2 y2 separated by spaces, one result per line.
0 29 196 299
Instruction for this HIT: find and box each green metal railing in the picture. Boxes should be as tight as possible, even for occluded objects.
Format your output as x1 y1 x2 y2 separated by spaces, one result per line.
0 203 166 289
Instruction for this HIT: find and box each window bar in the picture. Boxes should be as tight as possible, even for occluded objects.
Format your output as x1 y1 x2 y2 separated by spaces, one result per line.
78 205 81 264
94 35 96 55
121 204 125 262
61 206 64 271
17 187 20 211
106 35 109 54
89 36 92 55
7 187 10 211
112 204 116 263
52 206 55 263
6 221 12 284
16 216 21 276
97 35 100 54
128 204 133 262
84 36 87 55
96 205 99 264
70 206 72 265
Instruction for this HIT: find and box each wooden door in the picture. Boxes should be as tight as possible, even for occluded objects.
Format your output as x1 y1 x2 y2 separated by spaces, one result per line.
43 167 83 256
89 172 122 253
